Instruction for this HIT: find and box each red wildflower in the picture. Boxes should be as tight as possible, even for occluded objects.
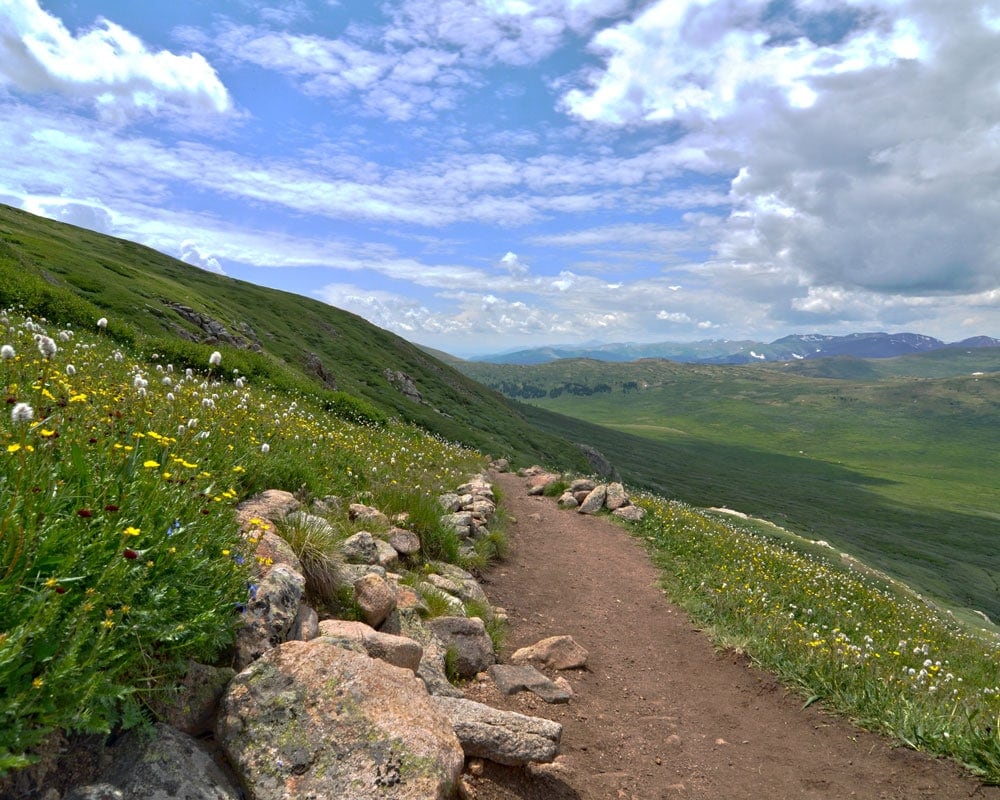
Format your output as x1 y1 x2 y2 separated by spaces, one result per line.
77 508 93 518
123 548 138 560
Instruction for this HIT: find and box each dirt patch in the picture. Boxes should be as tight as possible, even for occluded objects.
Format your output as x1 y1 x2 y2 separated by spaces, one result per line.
463 471 1000 800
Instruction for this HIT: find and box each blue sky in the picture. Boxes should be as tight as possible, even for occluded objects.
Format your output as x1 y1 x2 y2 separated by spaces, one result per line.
1 0 998 356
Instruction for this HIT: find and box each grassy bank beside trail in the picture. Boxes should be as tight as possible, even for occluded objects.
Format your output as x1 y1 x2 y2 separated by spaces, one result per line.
630 495 1000 782
0 308 485 774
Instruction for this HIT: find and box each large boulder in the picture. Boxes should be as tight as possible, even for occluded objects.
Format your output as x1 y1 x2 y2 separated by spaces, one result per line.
147 660 235 736
75 723 241 799
432 696 562 766
235 564 306 670
218 640 463 800
427 617 495 679
252 531 302 576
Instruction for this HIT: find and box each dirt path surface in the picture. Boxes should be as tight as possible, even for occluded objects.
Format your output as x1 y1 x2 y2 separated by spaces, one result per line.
463 471 1000 800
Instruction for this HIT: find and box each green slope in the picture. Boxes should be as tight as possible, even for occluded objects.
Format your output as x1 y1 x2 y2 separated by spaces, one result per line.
458 357 1000 619
0 204 587 472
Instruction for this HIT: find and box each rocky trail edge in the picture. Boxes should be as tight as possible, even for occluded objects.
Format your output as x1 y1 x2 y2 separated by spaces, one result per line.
462 470 1000 800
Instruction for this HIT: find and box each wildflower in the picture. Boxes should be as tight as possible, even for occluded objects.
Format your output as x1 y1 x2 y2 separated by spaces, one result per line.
261 443 270 454
123 526 141 536
104 504 119 512
96 317 108 329
32 677 44 689
11 402 33 423
143 460 160 468
7 443 21 454
36 336 57 358
122 548 138 559
66 364 76 376
77 508 93 518
39 429 57 438
0 344 13 359
209 351 222 367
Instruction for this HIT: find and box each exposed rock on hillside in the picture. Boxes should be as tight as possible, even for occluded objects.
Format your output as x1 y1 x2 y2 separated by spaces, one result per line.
163 301 262 351
384 368 423 403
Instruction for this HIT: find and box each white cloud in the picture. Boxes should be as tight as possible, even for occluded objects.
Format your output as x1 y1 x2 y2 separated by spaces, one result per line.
21 195 114 233
0 0 231 122
499 251 530 276
179 239 224 274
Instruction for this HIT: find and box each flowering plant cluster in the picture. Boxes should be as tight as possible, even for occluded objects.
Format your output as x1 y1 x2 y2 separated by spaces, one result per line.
631 494 1000 780
0 307 483 774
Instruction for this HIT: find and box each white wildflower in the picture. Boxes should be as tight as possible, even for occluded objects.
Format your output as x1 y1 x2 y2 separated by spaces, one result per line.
166 392 175 402
209 351 222 367
66 364 76 376
11 402 33 423
96 317 108 329
1 344 14 359
36 336 57 359
260 443 270 454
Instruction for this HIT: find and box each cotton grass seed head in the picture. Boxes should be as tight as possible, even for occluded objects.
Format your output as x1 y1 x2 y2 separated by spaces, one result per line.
1 344 13 359
11 403 33 423
36 336 57 359
209 351 222 367
96 317 107 328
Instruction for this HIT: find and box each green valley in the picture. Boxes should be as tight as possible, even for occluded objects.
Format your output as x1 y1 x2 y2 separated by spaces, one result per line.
457 357 1000 621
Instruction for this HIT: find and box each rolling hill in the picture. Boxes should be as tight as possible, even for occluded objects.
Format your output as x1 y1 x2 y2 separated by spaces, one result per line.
0 204 588 473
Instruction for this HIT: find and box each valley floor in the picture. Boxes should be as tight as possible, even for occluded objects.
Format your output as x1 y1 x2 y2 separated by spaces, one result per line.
465 471 999 800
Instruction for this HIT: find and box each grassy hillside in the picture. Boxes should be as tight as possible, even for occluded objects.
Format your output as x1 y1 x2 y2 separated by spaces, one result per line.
458 357 1000 620
0 205 587 473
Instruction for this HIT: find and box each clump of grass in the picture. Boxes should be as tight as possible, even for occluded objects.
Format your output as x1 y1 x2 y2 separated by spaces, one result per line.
633 492 1000 781
463 598 507 654
421 588 459 619
275 515 345 607
542 480 568 498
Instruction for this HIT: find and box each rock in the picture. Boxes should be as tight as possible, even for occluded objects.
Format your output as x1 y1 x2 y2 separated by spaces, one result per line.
218 640 463 800
362 630 424 673
354 573 397 627
569 478 596 493
388 527 421 556
349 503 390 527
147 661 235 736
438 493 463 513
467 499 496 517
440 512 474 538
318 620 423 672
398 617 464 699
288 603 319 642
427 617 495 679
557 492 579 509
605 482 628 511
577 443 615 479
432 696 562 766
572 491 591 505
342 530 380 564
65 785 124 800
426 573 462 596
92 723 240 799
488 458 509 472
418 582 466 615
510 635 588 670
235 564 306 669
311 495 342 515
577 484 607 514
236 490 300 528
374 537 401 569
487 664 571 704
525 473 558 496
336 563 387 585
612 505 646 522
384 369 423 403
395 584 428 615
251 530 302 575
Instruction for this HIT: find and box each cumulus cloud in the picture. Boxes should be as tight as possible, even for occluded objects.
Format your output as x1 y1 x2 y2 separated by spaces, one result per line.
499 251 530 276
21 196 114 233
179 239 224 274
0 0 231 122
561 0 1000 319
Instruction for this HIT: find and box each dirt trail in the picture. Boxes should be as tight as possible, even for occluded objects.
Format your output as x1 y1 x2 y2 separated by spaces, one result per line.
463 471 999 800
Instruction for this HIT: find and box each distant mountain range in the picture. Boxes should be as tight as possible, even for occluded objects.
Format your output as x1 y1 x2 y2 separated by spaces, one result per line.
473 332 1000 365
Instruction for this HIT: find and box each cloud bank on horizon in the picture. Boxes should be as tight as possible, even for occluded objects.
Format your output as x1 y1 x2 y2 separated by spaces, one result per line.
0 0 997 355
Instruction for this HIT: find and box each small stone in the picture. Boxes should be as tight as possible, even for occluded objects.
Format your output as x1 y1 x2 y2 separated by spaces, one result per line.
354 573 396 628
388 527 421 555
510 635 588 670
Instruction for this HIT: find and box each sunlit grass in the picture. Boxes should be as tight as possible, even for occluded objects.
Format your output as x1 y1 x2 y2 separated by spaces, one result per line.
630 493 1000 781
0 307 484 774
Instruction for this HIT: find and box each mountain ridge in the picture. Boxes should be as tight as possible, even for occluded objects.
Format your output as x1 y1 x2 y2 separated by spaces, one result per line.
473 331 1000 365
